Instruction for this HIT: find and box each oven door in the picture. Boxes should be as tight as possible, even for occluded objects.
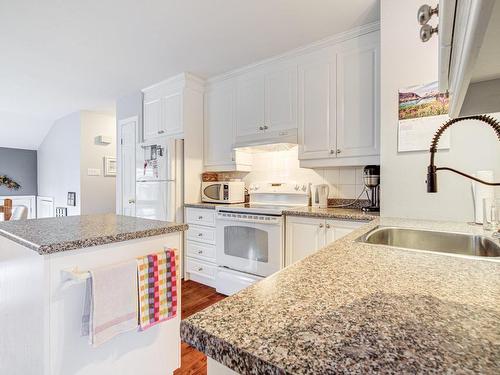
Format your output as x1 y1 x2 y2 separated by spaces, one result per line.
216 212 283 277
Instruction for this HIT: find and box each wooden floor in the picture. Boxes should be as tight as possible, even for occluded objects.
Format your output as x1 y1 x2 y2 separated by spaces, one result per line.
174 280 226 375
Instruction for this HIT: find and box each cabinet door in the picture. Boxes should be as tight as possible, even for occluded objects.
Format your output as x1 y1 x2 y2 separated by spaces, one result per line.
143 97 161 140
161 91 183 135
235 74 265 138
326 219 365 244
298 53 337 160
336 33 379 158
265 65 297 132
286 216 326 265
204 82 236 166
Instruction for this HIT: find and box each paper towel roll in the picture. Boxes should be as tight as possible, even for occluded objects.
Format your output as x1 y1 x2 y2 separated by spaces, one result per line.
472 170 494 224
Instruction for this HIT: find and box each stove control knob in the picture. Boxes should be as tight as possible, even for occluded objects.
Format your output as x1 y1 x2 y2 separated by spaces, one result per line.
294 185 300 191
249 185 254 191
254 185 260 190
301 185 307 191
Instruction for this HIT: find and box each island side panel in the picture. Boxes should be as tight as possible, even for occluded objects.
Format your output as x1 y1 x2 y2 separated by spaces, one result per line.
47 232 181 375
0 235 49 375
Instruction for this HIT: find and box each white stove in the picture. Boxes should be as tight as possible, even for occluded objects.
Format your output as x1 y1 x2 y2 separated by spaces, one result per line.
215 182 309 295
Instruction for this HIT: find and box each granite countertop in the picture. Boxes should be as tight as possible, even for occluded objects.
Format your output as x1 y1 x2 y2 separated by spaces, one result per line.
283 206 378 221
184 202 226 209
0 213 188 255
186 202 378 222
181 218 500 374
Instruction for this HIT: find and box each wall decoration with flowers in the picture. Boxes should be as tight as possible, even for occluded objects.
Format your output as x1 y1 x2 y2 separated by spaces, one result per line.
0 175 21 190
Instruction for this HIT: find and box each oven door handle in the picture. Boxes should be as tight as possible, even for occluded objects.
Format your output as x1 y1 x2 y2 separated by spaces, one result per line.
217 217 282 225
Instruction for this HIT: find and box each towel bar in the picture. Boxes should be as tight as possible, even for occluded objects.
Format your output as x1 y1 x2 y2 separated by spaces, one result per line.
61 268 91 283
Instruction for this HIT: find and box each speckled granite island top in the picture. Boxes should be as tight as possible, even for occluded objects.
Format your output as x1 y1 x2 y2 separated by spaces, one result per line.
0 214 188 255
181 218 500 374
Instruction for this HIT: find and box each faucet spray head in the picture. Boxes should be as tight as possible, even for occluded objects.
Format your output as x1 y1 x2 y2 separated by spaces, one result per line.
426 165 437 193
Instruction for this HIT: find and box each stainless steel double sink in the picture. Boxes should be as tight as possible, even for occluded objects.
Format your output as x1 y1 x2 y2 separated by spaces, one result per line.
357 226 500 258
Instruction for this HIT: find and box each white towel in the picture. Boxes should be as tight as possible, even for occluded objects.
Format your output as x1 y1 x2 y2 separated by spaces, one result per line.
82 260 139 347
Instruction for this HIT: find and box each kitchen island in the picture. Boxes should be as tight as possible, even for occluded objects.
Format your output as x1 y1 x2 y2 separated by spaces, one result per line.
0 214 187 375
181 217 500 374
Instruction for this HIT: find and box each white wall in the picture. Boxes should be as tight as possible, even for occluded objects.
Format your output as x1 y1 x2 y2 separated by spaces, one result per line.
380 0 500 221
37 111 117 216
80 111 116 215
37 112 81 216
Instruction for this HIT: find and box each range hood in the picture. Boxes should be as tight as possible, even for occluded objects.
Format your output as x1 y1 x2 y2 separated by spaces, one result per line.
233 143 297 154
233 128 298 149
438 0 500 117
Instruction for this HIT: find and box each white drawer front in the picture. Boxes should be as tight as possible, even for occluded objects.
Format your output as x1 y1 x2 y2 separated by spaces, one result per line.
187 241 216 261
186 208 215 227
186 257 217 280
187 225 216 244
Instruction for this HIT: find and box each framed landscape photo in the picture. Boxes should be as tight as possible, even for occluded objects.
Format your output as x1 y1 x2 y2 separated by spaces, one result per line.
398 81 451 152
104 157 117 177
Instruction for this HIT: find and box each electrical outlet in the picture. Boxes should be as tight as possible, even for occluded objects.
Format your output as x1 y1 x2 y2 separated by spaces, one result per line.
87 168 101 176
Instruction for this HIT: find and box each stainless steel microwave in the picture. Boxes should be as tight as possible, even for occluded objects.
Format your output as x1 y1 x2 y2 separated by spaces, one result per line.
201 181 245 203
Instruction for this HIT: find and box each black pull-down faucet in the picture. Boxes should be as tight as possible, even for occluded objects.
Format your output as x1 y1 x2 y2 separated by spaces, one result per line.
426 114 500 193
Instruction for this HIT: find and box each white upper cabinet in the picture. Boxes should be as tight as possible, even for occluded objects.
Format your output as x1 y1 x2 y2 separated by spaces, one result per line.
204 80 252 171
143 96 161 140
235 74 266 139
234 63 297 146
142 74 202 141
205 82 236 167
336 33 379 158
161 90 183 135
298 30 380 168
265 65 297 133
298 49 337 160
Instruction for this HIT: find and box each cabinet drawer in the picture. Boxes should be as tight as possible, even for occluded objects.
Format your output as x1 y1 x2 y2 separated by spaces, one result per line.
186 225 216 244
186 241 216 261
186 257 217 280
186 208 215 227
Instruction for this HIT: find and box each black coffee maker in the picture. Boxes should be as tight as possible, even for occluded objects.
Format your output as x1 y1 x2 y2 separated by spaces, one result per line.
362 165 380 212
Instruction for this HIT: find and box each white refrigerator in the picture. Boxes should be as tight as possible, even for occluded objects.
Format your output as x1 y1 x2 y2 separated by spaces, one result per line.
135 137 183 223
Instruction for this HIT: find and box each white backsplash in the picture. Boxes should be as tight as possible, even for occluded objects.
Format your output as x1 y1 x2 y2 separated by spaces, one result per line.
229 147 367 199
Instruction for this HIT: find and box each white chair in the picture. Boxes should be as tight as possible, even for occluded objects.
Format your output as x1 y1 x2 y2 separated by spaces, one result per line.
10 205 28 220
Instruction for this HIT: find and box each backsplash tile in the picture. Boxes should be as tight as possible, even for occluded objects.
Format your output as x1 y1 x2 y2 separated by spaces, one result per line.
214 147 370 200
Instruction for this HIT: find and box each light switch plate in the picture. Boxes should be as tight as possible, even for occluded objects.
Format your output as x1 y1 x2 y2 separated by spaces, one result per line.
87 168 101 176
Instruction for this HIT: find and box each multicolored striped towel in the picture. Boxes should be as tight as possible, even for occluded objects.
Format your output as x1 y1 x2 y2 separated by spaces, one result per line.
137 248 178 330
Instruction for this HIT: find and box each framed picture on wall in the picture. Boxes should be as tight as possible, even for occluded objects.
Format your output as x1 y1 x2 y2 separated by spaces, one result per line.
398 81 451 152
67 192 76 207
104 157 117 177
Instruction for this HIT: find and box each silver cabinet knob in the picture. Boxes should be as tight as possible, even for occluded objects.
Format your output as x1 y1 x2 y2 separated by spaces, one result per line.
128 199 135 204
263 125 268 130
319 223 324 228
330 149 335 154
198 216 203 220
198 250 203 254
259 126 264 130
198 233 203 237
197 267 203 272
158 130 165 134
420 24 438 42
336 149 341 154
326 223 331 229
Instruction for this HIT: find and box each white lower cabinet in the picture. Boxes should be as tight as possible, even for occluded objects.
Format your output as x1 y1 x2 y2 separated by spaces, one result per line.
285 216 364 265
185 207 217 287
0 195 36 219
